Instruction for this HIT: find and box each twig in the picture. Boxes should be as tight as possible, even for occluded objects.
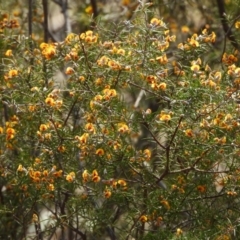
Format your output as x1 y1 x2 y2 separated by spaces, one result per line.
217 0 240 66
42 0 48 43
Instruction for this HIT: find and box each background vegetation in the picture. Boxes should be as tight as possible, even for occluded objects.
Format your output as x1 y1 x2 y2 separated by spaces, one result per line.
0 0 240 239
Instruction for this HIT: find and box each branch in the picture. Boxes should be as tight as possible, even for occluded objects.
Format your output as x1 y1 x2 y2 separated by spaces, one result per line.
42 0 49 43
216 0 239 50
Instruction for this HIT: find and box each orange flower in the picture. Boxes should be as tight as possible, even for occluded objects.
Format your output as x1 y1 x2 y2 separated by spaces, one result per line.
103 89 117 99
214 136 227 144
57 145 66 152
6 127 15 140
158 82 167 91
92 169 101 182
85 123 96 133
40 43 56 59
104 188 112 198
117 123 129 134
75 133 89 144
66 172 75 182
139 215 148 223
161 200 170 210
197 185 206 193
97 55 110 66
45 97 55 107
39 124 49 132
117 179 127 190
185 129 194 138
96 148 105 156
8 69 18 78
65 67 74 75
156 54 168 64
79 76 85 82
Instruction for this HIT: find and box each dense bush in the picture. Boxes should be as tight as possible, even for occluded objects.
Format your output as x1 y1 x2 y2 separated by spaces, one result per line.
1 1 240 240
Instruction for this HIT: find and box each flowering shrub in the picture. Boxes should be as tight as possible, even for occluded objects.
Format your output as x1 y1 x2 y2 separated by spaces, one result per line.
1 3 240 240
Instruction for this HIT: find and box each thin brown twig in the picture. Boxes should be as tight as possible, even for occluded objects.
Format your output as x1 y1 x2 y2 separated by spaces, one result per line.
42 0 48 43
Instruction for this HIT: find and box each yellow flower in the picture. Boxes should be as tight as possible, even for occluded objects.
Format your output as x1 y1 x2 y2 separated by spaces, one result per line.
150 18 163 27
103 89 117 99
139 215 148 223
96 148 105 156
8 69 18 78
117 179 127 190
159 112 171 122
80 30 98 43
143 149 151 161
108 60 121 70
6 127 15 140
161 200 170 210
184 129 194 138
85 6 93 14
208 79 217 88
97 55 110 66
116 48 125 55
214 136 226 144
92 169 101 182
55 99 63 109
104 188 112 198
176 228 183 236
235 21 240 29
17 164 23 172
82 170 89 182
32 214 39 223
117 123 129 134
75 133 89 144
5 49 13 57
227 191 237 196
79 76 85 82
158 82 167 91
191 64 200 72
181 25 190 33
156 54 168 64
188 37 199 47
57 145 66 152
66 172 75 182
157 41 169 51
0 127 4 134
48 184 55 191
85 123 96 133
65 67 74 75
39 124 49 132
40 43 56 59
45 97 55 107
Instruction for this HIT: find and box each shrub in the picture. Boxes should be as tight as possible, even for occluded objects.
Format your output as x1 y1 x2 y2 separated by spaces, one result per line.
0 2 240 240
